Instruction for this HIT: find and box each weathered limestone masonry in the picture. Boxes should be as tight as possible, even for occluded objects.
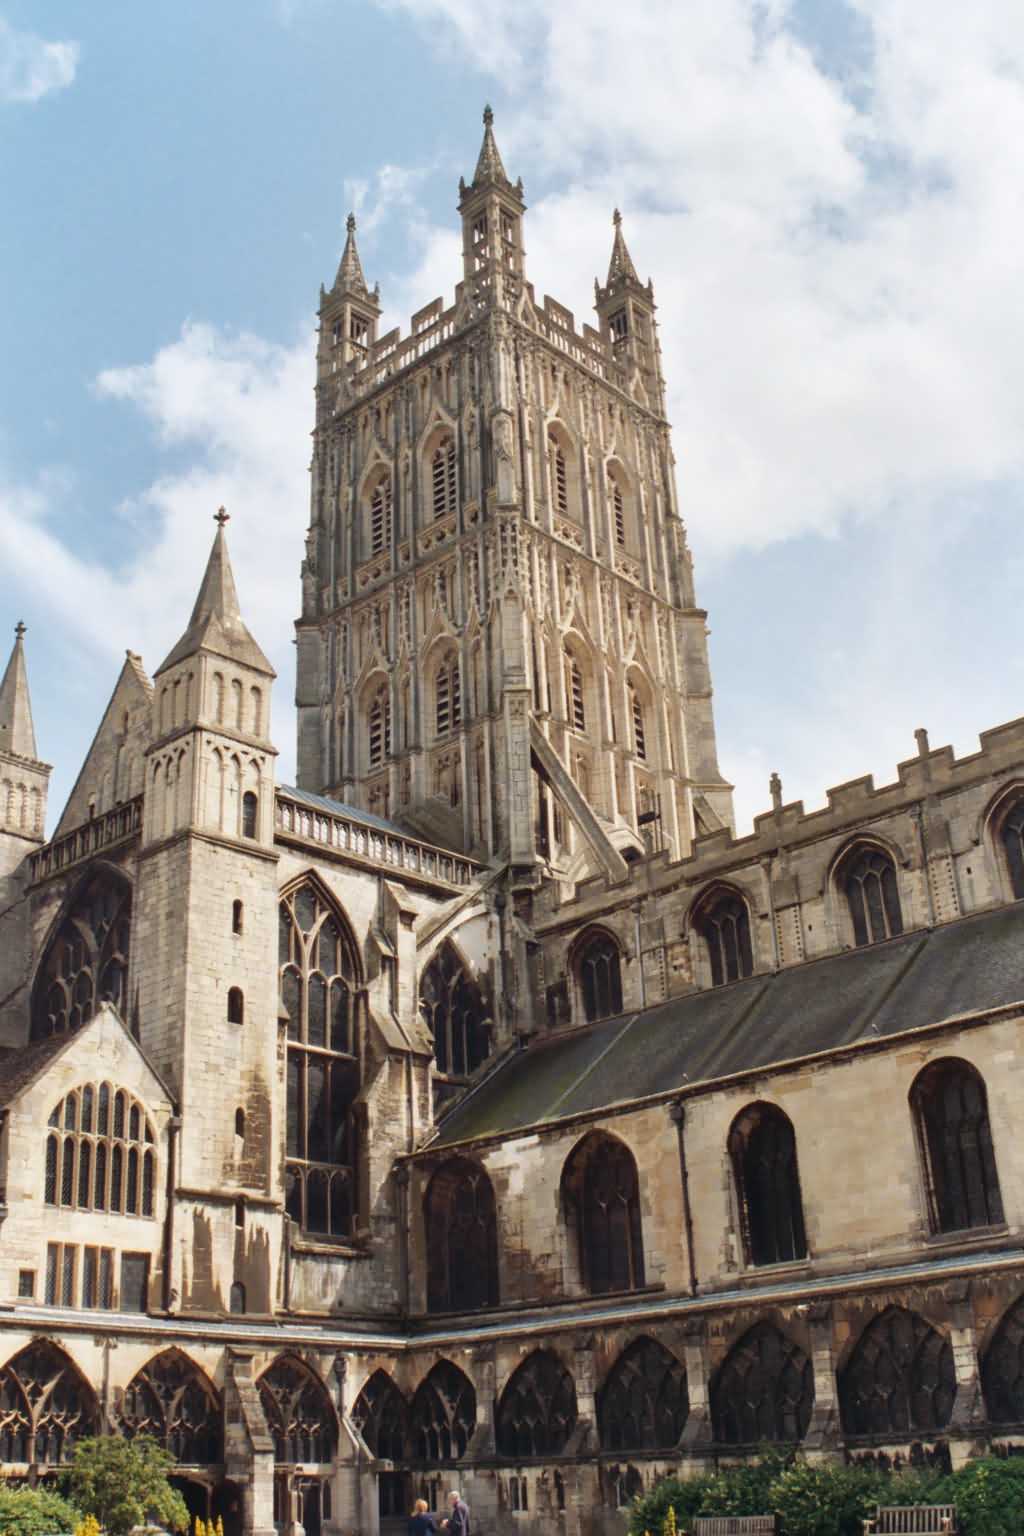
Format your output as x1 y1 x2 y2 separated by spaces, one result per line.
2 110 1024 1536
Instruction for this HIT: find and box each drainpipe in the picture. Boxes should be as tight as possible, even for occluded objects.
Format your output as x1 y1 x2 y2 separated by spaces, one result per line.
669 1101 698 1296
161 1116 180 1312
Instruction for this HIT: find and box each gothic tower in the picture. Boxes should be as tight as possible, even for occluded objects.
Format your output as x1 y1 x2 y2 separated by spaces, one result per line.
295 109 732 881
0 623 49 878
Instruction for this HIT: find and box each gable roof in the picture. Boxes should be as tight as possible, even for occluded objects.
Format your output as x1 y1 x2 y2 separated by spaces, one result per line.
0 1003 176 1111
427 900 1024 1149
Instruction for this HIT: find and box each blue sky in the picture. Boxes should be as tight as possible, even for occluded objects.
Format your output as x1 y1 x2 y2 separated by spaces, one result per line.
2 0 1023 835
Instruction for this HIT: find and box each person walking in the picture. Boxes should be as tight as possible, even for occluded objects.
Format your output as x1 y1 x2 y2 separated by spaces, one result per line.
408 1499 437 1536
441 1490 470 1536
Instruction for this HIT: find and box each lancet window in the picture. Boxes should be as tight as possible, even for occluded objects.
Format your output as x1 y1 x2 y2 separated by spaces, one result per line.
419 942 491 1079
565 654 586 732
729 1103 807 1267
32 871 131 1040
598 1337 689 1451
370 476 393 555
982 1294 1024 1425
45 1083 155 1218
562 1134 645 1295
0 1341 98 1465
629 684 646 760
1001 797 1024 898
425 1157 499 1314
839 1308 955 1439
496 1351 578 1459
409 1361 477 1462
911 1059 1004 1233
842 844 903 947
351 1370 408 1460
279 882 362 1240
432 436 457 521
258 1357 338 1464
549 433 569 516
695 889 754 987
118 1350 222 1464
574 929 623 1024
435 655 462 737
368 686 391 769
710 1324 813 1446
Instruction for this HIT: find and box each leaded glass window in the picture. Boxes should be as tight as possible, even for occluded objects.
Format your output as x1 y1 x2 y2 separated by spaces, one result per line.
598 1337 688 1451
279 883 362 1240
425 1157 499 1314
1002 799 1024 898
496 1351 577 1459
258 1357 337 1464
575 930 623 1023
912 1059 1004 1233
839 1307 955 1439
696 890 753 987
118 1349 222 1464
729 1103 807 1267
44 1083 155 1218
0 1341 98 1465
419 942 491 1080
843 845 903 947
409 1360 476 1462
32 872 131 1040
562 1134 645 1295
710 1324 812 1446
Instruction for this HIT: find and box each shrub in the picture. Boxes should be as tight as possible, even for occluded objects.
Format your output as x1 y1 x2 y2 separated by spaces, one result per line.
0 1482 81 1536
67 1435 188 1536
948 1456 1024 1536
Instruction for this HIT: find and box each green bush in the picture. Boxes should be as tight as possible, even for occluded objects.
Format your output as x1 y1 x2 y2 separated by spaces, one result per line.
67 1435 189 1536
0 1482 81 1536
947 1457 1024 1536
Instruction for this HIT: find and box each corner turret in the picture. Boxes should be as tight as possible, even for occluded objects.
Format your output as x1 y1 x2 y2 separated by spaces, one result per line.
594 209 666 413
458 105 527 310
0 622 51 862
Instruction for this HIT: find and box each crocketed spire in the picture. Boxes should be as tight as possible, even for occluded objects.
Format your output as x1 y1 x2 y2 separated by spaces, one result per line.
606 208 640 286
156 510 274 678
470 104 512 190
0 621 38 761
333 212 370 296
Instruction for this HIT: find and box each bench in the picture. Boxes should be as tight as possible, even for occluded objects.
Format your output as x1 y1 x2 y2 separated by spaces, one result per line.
693 1520 777 1536
862 1508 957 1535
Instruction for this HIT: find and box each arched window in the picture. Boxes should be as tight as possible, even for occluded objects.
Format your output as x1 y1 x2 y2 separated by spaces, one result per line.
710 1324 813 1446
258 1356 338 1464
409 1361 477 1462
232 899 244 935
574 929 623 1023
432 436 457 521
548 432 569 516
629 684 646 760
565 652 586 732
0 1341 98 1465
227 987 244 1026
369 474 393 555
279 881 362 1240
694 889 754 987
44 1083 155 1217
241 790 258 839
562 1134 645 1295
229 1281 246 1314
32 870 131 1040
419 942 492 1080
609 470 627 547
911 1059 1004 1233
996 795 1024 899
118 1349 222 1464
982 1294 1024 1425
368 685 391 769
496 1351 577 1458
839 1307 955 1439
235 1107 246 1142
435 653 462 737
425 1157 498 1314
352 1370 408 1459
598 1337 688 1451
841 844 903 947
729 1103 807 1266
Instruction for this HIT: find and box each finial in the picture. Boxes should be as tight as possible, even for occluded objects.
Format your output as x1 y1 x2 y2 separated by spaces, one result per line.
613 208 622 228
215 507 230 527
346 212 356 233
14 620 26 641
483 104 494 127
914 726 930 757
770 772 783 813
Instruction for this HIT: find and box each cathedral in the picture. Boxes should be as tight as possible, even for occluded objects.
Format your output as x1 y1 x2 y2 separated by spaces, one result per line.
2 108 1024 1536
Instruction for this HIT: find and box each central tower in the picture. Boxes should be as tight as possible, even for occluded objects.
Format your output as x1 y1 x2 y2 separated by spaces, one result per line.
295 109 732 878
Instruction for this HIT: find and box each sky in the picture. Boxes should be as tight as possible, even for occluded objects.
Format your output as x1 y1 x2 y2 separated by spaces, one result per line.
2 0 1023 838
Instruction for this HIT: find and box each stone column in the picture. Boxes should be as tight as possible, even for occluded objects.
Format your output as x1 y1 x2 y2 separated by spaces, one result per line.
680 1320 713 1453
803 1303 840 1458
947 1281 989 1465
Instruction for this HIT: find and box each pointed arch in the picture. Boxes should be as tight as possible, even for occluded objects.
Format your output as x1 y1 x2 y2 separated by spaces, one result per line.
561 1131 645 1295
363 673 391 772
409 1360 477 1462
424 1156 498 1314
419 940 492 1080
258 1355 338 1464
547 420 578 522
984 783 1024 901
839 1307 955 1438
351 1369 408 1460
606 459 632 549
571 925 623 1024
364 464 393 556
31 864 132 1041
982 1293 1024 1425
710 1323 812 1446
833 838 904 947
496 1350 577 1459
729 1102 807 1267
0 1340 99 1465
426 641 462 739
45 1081 155 1217
598 1336 688 1451
910 1058 1003 1234
690 882 754 987
118 1348 222 1464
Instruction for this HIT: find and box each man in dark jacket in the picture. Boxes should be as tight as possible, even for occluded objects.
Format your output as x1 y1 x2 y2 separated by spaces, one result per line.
443 1490 470 1536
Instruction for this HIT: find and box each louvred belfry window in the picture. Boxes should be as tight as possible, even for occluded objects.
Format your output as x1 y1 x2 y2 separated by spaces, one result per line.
419 941 491 1079
842 844 903 946
549 434 569 515
611 476 626 546
496 1350 578 1459
839 1307 955 1439
279 882 362 1240
432 437 457 520
44 1083 155 1218
258 1356 338 1464
0 1341 98 1465
911 1058 1004 1233
368 687 391 769
370 477 392 554
32 872 131 1040
435 656 462 737
118 1349 222 1464
566 655 586 732
409 1360 477 1462
598 1337 689 1451
630 685 646 760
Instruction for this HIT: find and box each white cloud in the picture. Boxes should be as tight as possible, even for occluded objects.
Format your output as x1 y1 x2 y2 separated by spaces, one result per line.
0 17 78 103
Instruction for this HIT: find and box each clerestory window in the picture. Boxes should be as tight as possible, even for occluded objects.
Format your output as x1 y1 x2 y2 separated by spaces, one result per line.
842 845 903 947
45 1083 156 1219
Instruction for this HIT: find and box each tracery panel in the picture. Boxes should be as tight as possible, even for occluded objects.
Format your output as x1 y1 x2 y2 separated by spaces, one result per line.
351 1370 407 1460
419 942 492 1080
839 1308 955 1439
496 1350 577 1459
911 1059 1004 1233
258 1357 337 1465
562 1133 645 1295
44 1082 156 1217
983 1294 1024 1425
842 845 903 947
118 1349 222 1464
710 1324 812 1446
425 1158 499 1314
32 871 131 1040
409 1360 477 1462
0 1341 98 1465
598 1336 688 1451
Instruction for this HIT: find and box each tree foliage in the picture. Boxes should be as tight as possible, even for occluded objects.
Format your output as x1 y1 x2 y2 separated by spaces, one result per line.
0 1482 81 1536
66 1435 189 1536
